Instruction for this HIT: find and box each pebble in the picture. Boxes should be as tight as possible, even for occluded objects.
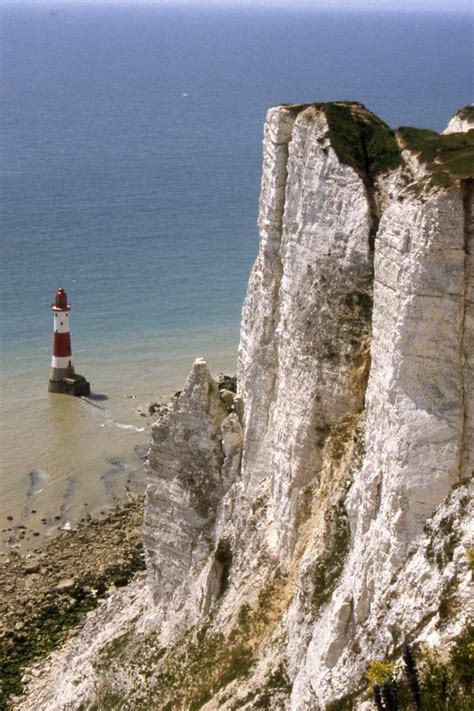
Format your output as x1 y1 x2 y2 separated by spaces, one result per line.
1 494 145 705
56 578 76 593
24 562 41 574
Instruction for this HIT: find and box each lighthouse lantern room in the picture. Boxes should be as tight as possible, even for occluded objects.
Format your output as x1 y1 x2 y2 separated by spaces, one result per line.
48 287 90 396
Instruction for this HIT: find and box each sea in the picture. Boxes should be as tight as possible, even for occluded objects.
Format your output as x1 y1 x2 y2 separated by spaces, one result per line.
1 2 472 555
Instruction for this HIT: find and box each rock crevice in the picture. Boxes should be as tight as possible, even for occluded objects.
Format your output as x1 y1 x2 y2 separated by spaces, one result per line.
460 178 473 481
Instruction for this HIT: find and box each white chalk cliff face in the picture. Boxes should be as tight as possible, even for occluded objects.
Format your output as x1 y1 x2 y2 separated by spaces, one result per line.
288 116 473 707
239 106 373 559
238 105 473 707
16 104 473 710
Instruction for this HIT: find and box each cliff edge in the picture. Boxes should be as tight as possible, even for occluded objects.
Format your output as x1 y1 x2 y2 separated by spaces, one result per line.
15 103 473 710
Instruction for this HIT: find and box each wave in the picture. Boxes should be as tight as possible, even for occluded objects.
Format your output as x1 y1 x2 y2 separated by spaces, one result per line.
108 422 145 433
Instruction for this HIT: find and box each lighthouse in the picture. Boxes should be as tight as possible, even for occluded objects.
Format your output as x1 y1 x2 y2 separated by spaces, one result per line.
48 287 90 396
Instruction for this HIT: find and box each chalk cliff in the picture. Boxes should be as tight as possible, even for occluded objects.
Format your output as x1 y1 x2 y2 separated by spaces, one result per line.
16 104 473 710
443 104 474 135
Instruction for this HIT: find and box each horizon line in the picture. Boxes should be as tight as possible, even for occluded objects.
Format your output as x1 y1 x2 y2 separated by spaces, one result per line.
2 0 473 15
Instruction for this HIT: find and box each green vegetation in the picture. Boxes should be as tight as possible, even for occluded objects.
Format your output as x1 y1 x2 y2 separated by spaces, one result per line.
326 694 357 711
323 102 402 181
450 626 474 690
229 662 292 710
310 417 366 617
397 126 474 187
0 593 97 710
282 102 473 203
264 664 292 694
283 101 401 183
283 102 473 188
284 101 402 181
311 497 350 613
252 664 293 709
316 101 400 252
339 287 373 352
218 375 237 393
187 639 255 711
90 683 126 711
0 545 145 710
457 106 474 122
343 290 373 323
425 511 461 569
367 660 397 686
93 624 256 710
91 572 291 710
366 627 474 710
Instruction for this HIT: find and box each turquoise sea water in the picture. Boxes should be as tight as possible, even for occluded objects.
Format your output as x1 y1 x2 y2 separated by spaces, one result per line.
1 3 472 553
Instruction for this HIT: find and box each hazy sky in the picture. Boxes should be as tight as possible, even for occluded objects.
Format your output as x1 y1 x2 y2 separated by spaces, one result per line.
6 0 474 12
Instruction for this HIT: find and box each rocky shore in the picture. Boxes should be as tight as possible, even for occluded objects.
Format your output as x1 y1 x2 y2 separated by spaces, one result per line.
0 496 145 709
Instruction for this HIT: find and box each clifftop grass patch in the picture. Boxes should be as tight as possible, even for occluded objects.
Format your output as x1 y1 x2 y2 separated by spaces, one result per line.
397 126 474 185
281 101 473 190
456 105 474 123
283 101 402 181
322 102 402 181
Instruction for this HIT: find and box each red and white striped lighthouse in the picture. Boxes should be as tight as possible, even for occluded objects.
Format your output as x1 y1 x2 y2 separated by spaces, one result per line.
50 287 73 380
48 287 90 396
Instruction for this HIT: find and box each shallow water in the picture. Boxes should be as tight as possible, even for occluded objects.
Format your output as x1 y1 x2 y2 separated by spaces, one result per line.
1 345 238 555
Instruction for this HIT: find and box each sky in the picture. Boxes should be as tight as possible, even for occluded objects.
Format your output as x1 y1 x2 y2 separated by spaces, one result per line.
4 0 474 13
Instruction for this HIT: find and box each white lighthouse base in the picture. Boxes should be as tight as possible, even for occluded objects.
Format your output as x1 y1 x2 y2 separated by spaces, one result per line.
48 374 90 396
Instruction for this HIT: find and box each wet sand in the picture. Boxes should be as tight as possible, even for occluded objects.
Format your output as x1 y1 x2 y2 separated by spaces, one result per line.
1 358 236 559
0 391 161 559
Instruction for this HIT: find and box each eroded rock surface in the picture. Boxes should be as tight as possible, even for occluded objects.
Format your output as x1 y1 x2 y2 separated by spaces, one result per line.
144 358 235 601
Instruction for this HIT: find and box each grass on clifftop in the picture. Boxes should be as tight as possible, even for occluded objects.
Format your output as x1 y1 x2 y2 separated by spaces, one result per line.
322 102 402 181
456 105 474 122
284 101 402 181
397 126 474 185
283 102 473 190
